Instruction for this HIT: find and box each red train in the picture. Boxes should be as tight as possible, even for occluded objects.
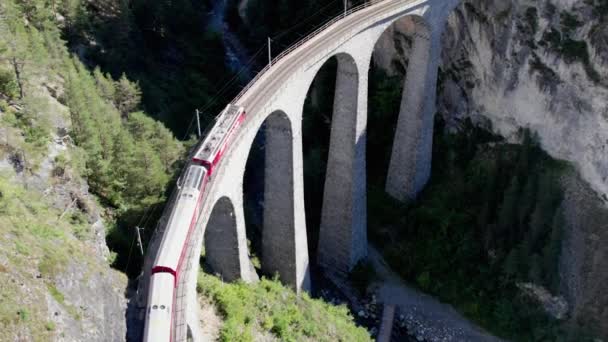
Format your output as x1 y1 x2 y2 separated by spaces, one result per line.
144 105 246 342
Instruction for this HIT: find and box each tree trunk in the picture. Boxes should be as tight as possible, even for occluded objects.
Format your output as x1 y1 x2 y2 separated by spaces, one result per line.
11 57 24 99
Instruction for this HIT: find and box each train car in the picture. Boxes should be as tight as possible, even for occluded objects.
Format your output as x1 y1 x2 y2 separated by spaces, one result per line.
143 273 174 342
144 165 208 342
192 104 246 175
144 104 246 342
151 165 208 276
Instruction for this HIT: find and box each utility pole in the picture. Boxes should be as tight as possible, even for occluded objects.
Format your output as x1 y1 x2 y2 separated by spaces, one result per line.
268 37 272 67
135 226 144 256
344 0 348 15
195 109 202 138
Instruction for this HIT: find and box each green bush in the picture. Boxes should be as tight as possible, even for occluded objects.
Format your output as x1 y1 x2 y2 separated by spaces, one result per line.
348 259 377 295
523 7 539 35
538 12 600 83
0 69 18 99
560 12 582 33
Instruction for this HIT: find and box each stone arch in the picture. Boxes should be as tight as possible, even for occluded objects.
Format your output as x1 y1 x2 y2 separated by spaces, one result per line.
302 52 368 275
258 110 311 292
370 14 438 202
204 196 249 282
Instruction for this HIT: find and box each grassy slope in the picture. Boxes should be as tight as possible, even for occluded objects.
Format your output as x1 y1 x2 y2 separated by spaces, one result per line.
0 170 125 341
197 273 371 342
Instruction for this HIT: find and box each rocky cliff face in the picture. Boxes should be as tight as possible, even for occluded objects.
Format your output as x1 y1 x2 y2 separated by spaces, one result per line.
560 171 608 337
440 1 608 336
439 0 608 200
377 0 608 201
0 80 127 341
375 0 608 337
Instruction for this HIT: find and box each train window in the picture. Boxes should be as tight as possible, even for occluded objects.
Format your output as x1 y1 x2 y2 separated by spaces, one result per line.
185 167 203 189
196 171 205 189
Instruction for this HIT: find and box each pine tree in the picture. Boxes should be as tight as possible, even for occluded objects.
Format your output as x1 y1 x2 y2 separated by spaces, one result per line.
114 73 141 117
497 175 520 246
503 246 522 280
93 67 116 103
517 173 538 231
528 253 543 284
528 172 561 253
543 209 564 291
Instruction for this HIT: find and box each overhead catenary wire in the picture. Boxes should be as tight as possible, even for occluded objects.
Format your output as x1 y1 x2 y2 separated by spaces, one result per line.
194 0 343 120
195 45 267 118
127 0 363 274
179 45 266 136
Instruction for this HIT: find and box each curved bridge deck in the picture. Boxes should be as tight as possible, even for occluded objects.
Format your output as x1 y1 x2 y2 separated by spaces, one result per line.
138 0 461 340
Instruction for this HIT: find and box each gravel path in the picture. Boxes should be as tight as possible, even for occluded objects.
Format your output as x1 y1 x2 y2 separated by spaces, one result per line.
368 246 504 342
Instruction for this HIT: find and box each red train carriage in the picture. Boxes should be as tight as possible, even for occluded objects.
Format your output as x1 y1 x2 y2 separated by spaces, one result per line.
144 104 246 342
192 105 246 175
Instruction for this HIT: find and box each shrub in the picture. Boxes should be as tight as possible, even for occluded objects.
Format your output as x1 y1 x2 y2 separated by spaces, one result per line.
523 7 539 35
198 273 371 342
560 12 582 33
348 259 377 295
0 69 18 100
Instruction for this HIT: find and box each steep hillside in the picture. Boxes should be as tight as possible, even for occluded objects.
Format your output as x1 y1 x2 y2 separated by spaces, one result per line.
439 0 608 199
0 1 378 341
373 0 608 338
233 0 608 338
0 0 184 339
440 0 608 336
0 62 128 341
197 273 371 342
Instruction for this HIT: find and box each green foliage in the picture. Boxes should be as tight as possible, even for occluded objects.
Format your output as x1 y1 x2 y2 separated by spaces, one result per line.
44 321 55 331
587 0 608 18
62 58 183 211
197 273 371 342
0 68 18 99
416 271 432 291
367 120 584 340
358 64 587 341
0 0 185 277
242 0 347 47
0 171 93 339
528 54 560 88
522 7 539 35
17 309 29 322
559 39 590 64
560 12 583 33
348 260 377 295
47 284 65 304
538 11 600 83
114 73 141 117
62 0 236 136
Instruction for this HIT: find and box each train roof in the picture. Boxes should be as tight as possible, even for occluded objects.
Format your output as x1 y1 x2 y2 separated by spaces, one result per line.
194 104 244 163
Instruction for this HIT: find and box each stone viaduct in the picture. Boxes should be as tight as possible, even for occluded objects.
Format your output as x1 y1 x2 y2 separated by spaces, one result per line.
139 0 461 340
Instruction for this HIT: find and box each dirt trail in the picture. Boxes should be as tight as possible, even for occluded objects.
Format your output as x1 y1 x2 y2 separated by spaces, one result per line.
368 246 504 342
199 296 222 341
